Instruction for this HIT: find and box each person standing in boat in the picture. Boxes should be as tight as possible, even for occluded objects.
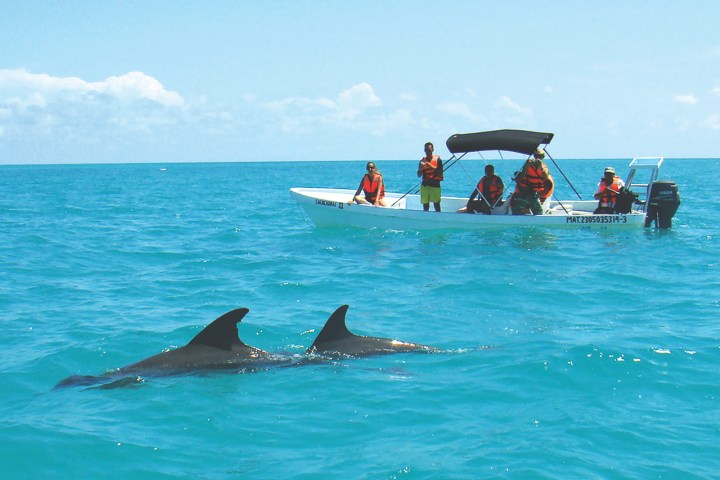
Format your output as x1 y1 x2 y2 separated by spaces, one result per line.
593 166 625 214
511 148 554 215
417 142 444 211
351 162 388 207
458 164 504 214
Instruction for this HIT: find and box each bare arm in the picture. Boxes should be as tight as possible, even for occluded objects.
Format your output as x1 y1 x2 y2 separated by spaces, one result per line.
351 178 364 203
373 176 384 206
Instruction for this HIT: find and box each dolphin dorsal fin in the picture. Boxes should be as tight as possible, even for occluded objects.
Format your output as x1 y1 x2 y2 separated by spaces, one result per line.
188 308 250 350
310 305 354 348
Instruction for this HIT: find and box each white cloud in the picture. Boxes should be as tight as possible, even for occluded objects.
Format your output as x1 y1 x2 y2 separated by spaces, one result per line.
261 83 393 134
264 96 332 113
0 69 87 92
264 83 382 121
0 69 192 144
493 96 533 125
336 83 382 120
0 69 184 106
674 94 698 105
706 114 720 130
712 86 720 96
5 92 48 109
494 96 531 115
437 102 484 124
99 72 184 106
368 109 414 135
0 73 431 160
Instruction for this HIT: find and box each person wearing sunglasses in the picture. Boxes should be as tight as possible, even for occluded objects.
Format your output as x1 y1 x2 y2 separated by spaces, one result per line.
351 162 388 207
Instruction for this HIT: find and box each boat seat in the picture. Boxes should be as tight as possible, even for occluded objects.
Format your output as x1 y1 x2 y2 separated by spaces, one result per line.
541 196 553 214
493 196 513 215
547 204 572 214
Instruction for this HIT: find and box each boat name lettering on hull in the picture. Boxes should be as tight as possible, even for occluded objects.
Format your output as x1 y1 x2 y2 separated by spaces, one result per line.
566 215 627 224
315 199 338 208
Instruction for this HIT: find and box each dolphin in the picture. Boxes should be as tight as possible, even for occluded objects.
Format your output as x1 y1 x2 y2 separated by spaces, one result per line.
56 308 293 388
306 305 438 358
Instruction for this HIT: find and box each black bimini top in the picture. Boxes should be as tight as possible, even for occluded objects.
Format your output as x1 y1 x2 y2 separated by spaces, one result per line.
445 129 554 155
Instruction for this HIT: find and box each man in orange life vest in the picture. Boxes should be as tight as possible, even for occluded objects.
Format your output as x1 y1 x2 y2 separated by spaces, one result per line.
417 142 444 211
459 164 504 214
593 166 625 214
351 162 388 207
511 148 554 215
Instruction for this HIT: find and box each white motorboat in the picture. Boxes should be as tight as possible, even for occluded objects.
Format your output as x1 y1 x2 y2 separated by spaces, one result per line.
290 130 680 231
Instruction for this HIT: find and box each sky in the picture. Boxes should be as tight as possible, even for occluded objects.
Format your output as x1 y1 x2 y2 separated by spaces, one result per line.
1 0 719 164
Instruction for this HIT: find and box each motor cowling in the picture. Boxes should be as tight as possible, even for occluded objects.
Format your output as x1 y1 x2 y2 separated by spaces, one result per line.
644 180 680 228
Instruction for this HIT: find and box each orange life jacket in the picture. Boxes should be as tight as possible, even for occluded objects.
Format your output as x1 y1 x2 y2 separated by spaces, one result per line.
363 173 385 201
516 160 552 200
421 156 443 182
477 175 504 205
542 175 554 202
597 176 623 207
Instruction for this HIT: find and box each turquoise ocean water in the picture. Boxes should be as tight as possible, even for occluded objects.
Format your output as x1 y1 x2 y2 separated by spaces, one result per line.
1 158 718 479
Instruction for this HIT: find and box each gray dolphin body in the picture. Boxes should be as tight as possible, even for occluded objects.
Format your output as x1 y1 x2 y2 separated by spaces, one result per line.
307 305 438 358
56 308 292 388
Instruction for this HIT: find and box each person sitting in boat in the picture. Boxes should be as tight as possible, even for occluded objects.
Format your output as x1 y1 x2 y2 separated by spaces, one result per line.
417 142 444 212
593 166 625 214
511 148 554 215
458 164 504 214
351 162 388 207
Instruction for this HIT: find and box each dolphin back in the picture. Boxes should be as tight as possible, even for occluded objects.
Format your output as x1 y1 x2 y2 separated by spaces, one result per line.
188 307 250 350
308 305 437 357
56 307 259 389
307 305 353 352
56 305 438 389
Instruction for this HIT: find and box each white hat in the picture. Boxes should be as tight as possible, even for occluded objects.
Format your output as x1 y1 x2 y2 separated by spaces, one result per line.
604 166 615 174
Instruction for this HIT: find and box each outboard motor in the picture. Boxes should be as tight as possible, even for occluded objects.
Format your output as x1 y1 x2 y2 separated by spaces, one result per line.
644 180 680 228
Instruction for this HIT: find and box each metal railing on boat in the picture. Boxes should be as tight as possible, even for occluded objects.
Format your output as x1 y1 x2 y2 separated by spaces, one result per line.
624 157 664 209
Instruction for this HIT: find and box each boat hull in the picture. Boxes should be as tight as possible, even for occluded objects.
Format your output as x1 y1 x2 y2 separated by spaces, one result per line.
290 188 646 230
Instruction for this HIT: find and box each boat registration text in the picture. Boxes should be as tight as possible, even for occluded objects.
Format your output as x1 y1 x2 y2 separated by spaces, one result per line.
566 215 627 224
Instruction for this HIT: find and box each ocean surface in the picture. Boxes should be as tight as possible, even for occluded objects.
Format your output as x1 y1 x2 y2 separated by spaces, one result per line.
1 158 718 479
